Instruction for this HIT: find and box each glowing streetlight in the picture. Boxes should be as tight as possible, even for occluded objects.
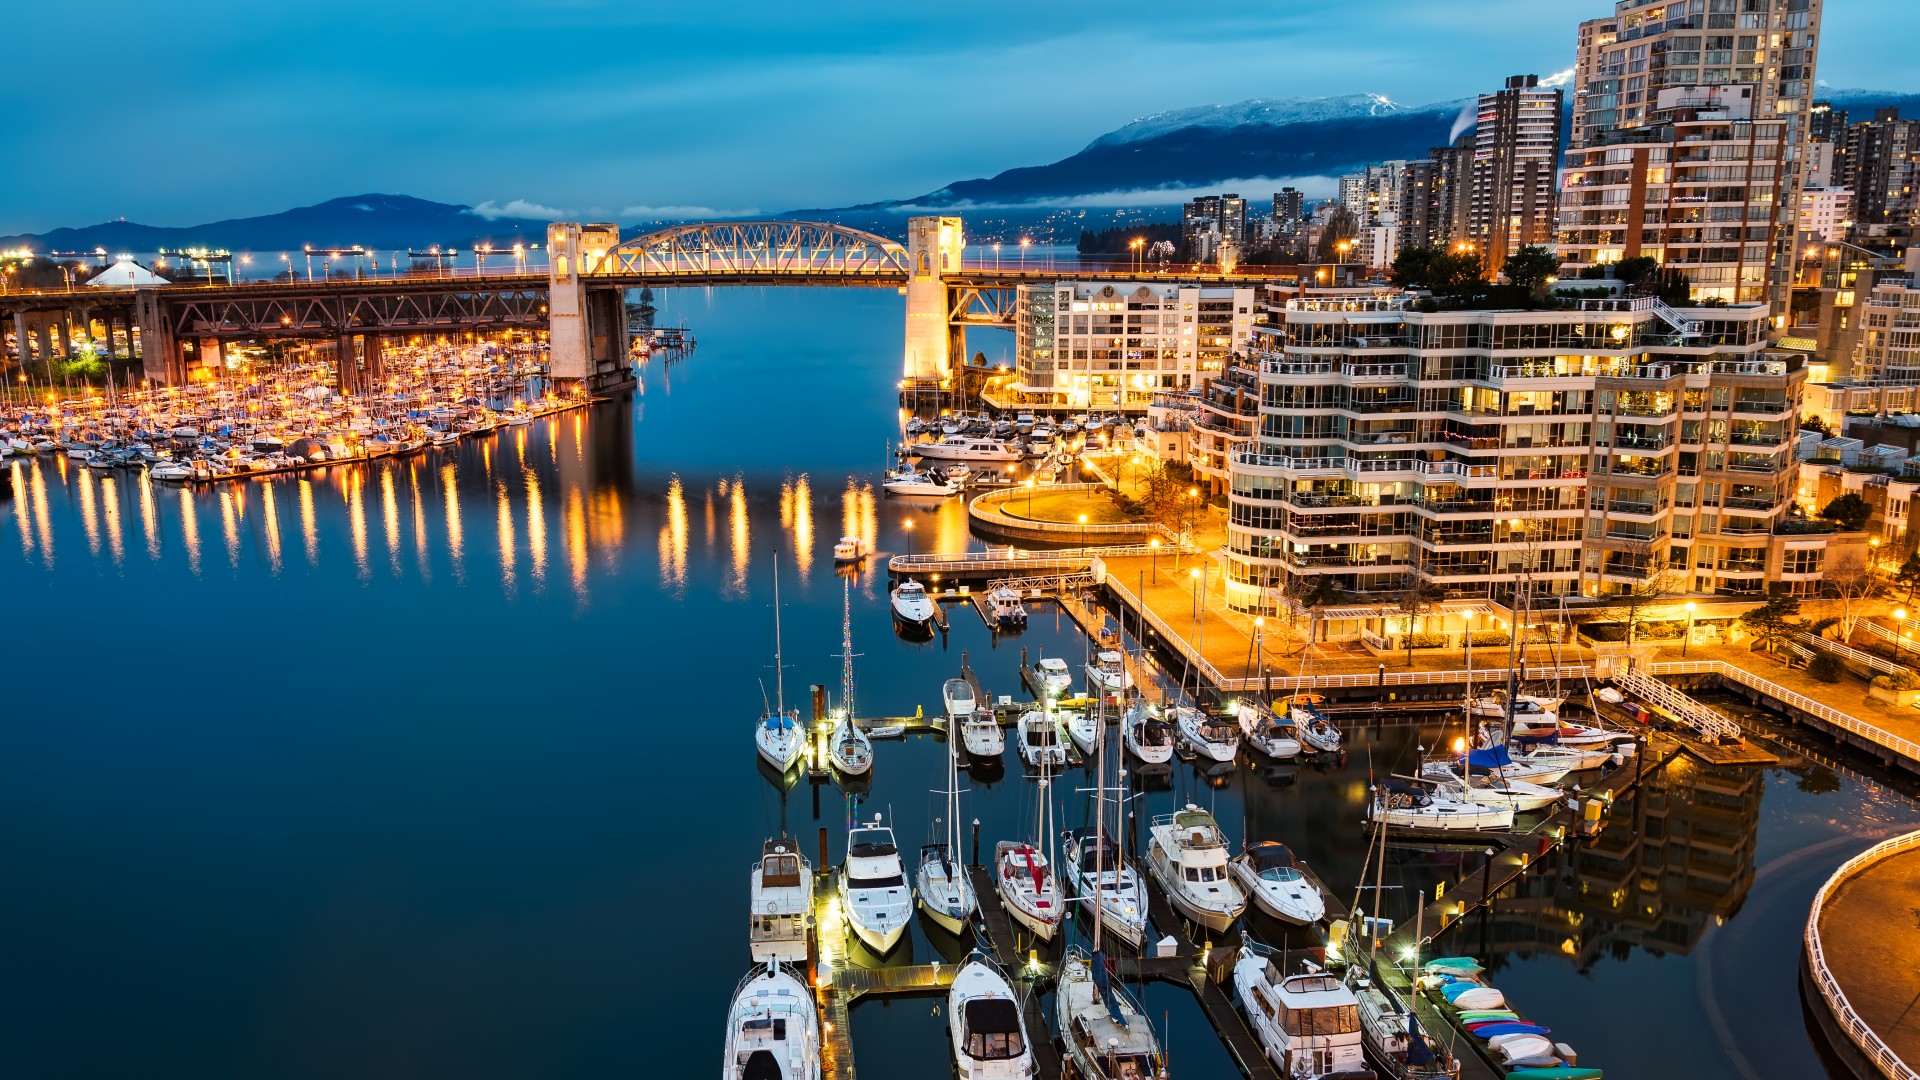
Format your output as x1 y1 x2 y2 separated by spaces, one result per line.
1683 600 1697 658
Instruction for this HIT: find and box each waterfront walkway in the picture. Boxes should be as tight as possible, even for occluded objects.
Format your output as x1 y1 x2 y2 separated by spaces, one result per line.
1808 833 1920 1079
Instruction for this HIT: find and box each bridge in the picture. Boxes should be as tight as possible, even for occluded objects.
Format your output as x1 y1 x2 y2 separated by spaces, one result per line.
0 216 1294 392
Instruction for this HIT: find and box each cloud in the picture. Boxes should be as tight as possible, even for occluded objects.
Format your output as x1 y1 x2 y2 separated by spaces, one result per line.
618 204 762 220
467 199 569 221
1540 67 1575 88
897 176 1344 212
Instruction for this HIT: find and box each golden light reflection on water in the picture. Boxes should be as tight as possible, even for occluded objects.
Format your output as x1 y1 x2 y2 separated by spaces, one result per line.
441 463 463 581
100 475 124 566
218 489 241 567
179 486 201 576
138 473 160 560
659 474 688 590
525 472 547 588
704 488 717 549
298 479 319 567
728 474 749 595
589 488 624 567
12 461 33 557
782 474 814 584
31 465 52 565
262 482 283 574
496 481 516 595
411 464 431 582
841 478 878 588
349 471 370 580
76 467 100 556
380 468 401 577
566 486 588 597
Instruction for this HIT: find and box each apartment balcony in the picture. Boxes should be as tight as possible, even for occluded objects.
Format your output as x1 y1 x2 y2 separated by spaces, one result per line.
1261 358 1336 377
1342 361 1407 381
1727 431 1786 447
1730 400 1791 418
1604 501 1668 518
1722 496 1779 512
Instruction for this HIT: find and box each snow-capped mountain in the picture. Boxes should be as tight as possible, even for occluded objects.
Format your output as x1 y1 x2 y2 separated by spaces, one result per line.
1087 94 1451 150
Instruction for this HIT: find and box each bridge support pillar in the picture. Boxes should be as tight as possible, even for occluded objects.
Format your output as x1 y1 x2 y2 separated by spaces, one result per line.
37 321 55 367
12 311 29 372
365 334 384 384
903 216 965 386
546 222 633 394
335 333 358 394
135 288 183 384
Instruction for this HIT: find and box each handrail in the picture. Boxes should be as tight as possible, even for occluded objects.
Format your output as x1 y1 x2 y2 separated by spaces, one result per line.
1805 830 1920 1080
1646 659 1920 762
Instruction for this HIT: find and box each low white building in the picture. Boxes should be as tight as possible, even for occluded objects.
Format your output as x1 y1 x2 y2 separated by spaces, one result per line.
1796 186 1853 244
1008 281 1255 412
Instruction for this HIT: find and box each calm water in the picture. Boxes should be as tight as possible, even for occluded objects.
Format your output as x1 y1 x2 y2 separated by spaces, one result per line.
3 287 1916 1080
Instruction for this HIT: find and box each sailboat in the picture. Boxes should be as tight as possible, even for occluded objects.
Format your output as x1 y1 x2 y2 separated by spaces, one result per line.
1060 693 1149 950
754 552 806 773
827 578 874 776
995 750 1063 941
722 959 822 1080
918 715 978 935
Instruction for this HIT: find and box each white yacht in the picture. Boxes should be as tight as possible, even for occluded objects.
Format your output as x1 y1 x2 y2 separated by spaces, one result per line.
915 437 1023 463
1470 689 1564 722
1233 953 1371 1080
1146 806 1247 933
1368 781 1514 833
1511 716 1632 748
840 818 912 954
1423 766 1563 813
1016 709 1068 769
948 953 1035 1079
1030 656 1073 698
1232 699 1302 759
749 839 814 965
1061 827 1148 949
961 708 1005 759
985 586 1028 630
148 460 195 483
1229 842 1324 926
831 535 867 563
722 960 821 1080
943 679 977 726
1289 697 1344 754
1512 742 1617 772
1057 707 1099 757
1085 650 1131 694
1420 744 1570 787
1123 699 1175 764
1054 946 1166 1080
883 466 962 497
891 580 938 631
994 840 1063 940
1174 706 1241 763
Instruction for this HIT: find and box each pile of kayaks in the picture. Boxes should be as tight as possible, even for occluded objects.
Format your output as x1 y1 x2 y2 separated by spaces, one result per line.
1419 957 1601 1079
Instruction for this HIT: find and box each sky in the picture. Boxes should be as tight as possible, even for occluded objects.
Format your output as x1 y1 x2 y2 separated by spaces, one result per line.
5 0 1917 233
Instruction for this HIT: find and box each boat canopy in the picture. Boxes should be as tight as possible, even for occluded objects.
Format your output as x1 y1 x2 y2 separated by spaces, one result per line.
763 713 796 732
963 998 1026 1059
1241 842 1299 872
1465 745 1514 770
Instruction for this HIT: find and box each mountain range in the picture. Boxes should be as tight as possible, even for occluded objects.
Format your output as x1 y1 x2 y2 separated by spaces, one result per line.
7 87 1919 253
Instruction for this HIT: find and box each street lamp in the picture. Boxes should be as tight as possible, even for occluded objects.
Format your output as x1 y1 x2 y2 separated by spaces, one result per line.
1025 476 1036 518
904 517 915 560
992 242 1000 272
1150 537 1161 583
1079 512 1089 552
1019 237 1031 273
1683 600 1697 658
1898 608 1910 661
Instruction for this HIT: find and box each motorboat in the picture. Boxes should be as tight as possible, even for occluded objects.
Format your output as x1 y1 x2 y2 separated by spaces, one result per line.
1234 951 1373 1080
827 712 873 776
1016 709 1068 769
1057 706 1098 758
1512 742 1617 772
994 840 1062 940
1368 781 1514 833
883 466 962 497
914 437 1023 463
1424 766 1563 813
1029 656 1073 698
1289 696 1344 754
943 679 978 726
832 535 867 563
840 817 912 954
985 586 1027 630
1123 699 1175 764
1054 946 1166 1080
1229 842 1325 926
722 960 820 1080
891 580 938 631
948 952 1035 1079
1233 699 1302 759
749 839 813 964
1421 744 1569 787
1085 650 1131 694
918 721 978 935
148 461 195 482
1146 805 1247 933
1511 717 1631 748
961 708 1005 759
1174 706 1240 763
1469 689 1564 722
755 552 806 773
1060 827 1147 949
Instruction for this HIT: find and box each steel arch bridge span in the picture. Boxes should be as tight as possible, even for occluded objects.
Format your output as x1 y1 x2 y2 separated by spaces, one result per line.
592 221 910 279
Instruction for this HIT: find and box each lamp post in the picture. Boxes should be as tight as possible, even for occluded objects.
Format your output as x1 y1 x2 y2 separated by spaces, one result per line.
1079 513 1089 552
1898 609 1910 662
1025 477 1036 519
992 242 1000 272
904 517 915 560
1019 237 1030 273
1683 600 1697 658
1150 537 1160 583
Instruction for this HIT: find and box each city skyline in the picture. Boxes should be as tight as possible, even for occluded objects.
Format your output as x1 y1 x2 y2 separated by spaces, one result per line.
4 0 1918 235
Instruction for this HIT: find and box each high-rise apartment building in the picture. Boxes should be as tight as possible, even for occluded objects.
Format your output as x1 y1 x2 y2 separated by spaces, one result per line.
1273 188 1305 230
1471 75 1565 270
1559 85 1788 305
1222 287 1811 616
1564 0 1823 319
1008 281 1255 412
1398 161 1439 250
1841 110 1920 226
1858 256 1920 382
1221 194 1248 247
1426 138 1477 251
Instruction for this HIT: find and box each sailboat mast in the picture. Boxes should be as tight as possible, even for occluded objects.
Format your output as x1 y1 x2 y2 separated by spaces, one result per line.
1092 690 1106 951
772 549 786 717
841 576 856 721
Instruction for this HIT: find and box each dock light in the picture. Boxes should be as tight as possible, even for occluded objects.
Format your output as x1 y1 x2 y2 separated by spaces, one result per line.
1451 737 1466 754
1897 609 1909 623
1401 946 1417 962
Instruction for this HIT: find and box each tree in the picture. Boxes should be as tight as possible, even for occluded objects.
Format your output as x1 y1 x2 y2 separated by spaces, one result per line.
1821 556 1880 642
1503 245 1561 295
1896 551 1920 602
1808 652 1846 683
1389 246 1484 296
1739 595 1804 656
1282 575 1347 656
1604 542 1675 650
1801 413 1830 436
1820 493 1873 531
1395 575 1446 669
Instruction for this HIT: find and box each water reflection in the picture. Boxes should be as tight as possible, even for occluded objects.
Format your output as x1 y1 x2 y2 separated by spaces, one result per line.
659 474 688 592
298 479 318 567
526 472 547 589
441 464 463 581
262 482 283 574
76 467 100 557
349 471 370 580
139 473 160 560
496 481 516 595
380 469 400 578
727 475 749 596
179 486 200 575
100 475 124 566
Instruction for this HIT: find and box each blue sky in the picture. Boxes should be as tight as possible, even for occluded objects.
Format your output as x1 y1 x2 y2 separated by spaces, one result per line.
6 0 1916 232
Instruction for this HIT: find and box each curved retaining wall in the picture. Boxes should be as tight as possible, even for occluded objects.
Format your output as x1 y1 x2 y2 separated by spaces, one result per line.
1804 830 1920 1080
966 483 1167 546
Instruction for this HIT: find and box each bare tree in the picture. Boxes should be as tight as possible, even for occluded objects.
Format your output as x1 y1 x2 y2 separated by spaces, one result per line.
1282 575 1346 657
1604 542 1677 650
1821 548 1880 643
1396 574 1446 669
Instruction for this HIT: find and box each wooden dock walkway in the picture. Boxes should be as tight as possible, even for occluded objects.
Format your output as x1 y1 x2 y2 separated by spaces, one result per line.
964 865 1064 1080
835 963 959 1000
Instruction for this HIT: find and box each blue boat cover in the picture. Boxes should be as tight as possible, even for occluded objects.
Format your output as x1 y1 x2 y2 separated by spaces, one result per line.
1467 1021 1550 1038
1466 745 1514 770
763 714 794 731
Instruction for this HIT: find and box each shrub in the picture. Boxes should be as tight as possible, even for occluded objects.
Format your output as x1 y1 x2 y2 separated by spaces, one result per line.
1581 623 1628 642
1466 630 1511 646
1403 632 1451 649
1808 653 1845 683
1892 671 1920 691
1873 675 1893 690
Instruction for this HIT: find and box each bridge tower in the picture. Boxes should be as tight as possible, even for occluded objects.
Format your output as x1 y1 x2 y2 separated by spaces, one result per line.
547 222 634 392
902 216 965 385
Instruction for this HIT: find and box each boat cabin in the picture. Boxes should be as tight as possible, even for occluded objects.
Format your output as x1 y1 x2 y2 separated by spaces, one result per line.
962 998 1027 1060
